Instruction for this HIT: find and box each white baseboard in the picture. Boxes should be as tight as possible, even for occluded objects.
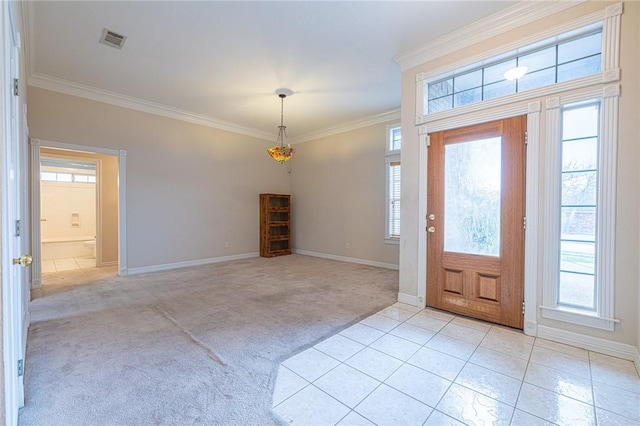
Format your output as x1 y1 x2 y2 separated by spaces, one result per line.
293 249 399 271
635 346 640 377
126 253 259 275
537 325 639 366
397 292 425 308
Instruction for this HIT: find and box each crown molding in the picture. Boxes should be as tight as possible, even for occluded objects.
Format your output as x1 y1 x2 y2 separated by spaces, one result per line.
290 108 401 145
28 73 276 141
28 72 401 145
394 0 588 72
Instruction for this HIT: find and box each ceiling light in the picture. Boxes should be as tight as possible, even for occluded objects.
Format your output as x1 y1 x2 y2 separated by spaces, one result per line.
267 89 295 163
504 66 528 81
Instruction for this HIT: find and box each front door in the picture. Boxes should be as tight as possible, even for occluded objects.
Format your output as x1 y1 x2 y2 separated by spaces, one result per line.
426 116 526 329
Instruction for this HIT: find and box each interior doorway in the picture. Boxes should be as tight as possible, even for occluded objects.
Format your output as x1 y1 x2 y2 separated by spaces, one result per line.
30 140 127 288
426 116 527 329
39 155 98 274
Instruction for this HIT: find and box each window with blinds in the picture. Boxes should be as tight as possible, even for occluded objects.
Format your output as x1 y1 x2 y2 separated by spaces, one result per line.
386 125 401 242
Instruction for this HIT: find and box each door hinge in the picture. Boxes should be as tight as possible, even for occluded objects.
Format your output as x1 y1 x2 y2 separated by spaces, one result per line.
522 301 525 315
17 359 23 377
13 79 19 96
524 131 528 145
15 220 21 237
523 216 527 230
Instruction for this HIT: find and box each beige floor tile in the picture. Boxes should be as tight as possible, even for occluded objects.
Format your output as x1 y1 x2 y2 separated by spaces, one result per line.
437 383 514 426
391 302 423 313
389 323 435 345
405 313 449 333
76 258 97 269
593 381 640 421
385 363 451 407
41 260 56 273
525 362 593 404
595 407 640 426
339 323 385 346
314 364 380 409
440 322 487 345
272 365 309 407
529 346 591 379
359 314 401 333
517 383 596 425
315 334 365 362
407 347 465 381
377 306 416 322
469 346 529 380
273 384 350 425
355 384 433 426
369 333 421 361
425 333 478 361
591 362 640 395
454 363 522 406
345 347 403 382
53 258 80 271
480 332 533 360
282 348 340 382
336 411 375 426
535 338 589 360
423 410 466 426
511 409 555 426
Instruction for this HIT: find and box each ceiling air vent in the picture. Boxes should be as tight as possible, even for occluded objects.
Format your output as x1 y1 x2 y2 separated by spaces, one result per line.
100 28 127 49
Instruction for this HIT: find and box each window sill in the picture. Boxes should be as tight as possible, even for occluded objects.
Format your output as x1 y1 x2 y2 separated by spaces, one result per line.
540 305 618 331
385 238 400 245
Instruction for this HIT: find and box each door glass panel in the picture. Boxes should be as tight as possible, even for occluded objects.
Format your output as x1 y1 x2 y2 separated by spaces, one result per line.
444 137 502 256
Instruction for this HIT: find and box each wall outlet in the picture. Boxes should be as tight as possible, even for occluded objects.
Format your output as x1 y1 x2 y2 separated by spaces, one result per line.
224 241 230 249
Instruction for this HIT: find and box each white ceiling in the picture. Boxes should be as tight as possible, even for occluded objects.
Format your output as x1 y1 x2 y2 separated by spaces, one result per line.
26 1 518 142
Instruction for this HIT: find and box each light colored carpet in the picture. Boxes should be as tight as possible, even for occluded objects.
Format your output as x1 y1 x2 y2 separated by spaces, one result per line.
19 255 398 425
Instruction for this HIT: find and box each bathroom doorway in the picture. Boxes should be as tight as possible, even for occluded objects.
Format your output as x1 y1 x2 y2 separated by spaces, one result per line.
39 155 98 273
30 141 123 288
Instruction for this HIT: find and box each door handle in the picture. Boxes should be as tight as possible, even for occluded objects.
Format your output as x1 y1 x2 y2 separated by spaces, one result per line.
427 226 436 233
12 255 33 267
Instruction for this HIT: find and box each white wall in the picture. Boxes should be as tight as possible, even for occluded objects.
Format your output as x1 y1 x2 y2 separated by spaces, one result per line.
40 181 95 241
28 87 290 270
399 1 639 350
289 123 399 268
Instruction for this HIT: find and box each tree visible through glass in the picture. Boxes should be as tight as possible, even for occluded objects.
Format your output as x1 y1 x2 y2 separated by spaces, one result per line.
444 137 502 256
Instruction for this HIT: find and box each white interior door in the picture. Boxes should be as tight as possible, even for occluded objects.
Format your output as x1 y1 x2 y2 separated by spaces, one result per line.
2 1 28 424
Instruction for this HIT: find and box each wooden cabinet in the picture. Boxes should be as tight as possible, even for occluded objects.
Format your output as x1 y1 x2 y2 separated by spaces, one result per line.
260 194 291 257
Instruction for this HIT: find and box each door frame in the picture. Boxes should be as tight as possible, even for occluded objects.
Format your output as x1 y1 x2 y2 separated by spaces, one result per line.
418 101 541 336
38 153 101 266
30 139 128 288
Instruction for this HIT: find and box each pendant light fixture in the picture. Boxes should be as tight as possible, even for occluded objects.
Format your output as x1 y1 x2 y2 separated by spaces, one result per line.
267 88 295 163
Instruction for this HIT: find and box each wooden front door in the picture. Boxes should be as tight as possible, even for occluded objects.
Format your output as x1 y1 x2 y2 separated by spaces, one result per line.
426 116 526 329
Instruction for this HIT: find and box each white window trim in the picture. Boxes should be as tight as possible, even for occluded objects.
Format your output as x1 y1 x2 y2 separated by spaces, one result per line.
385 123 401 244
540 85 620 331
415 3 623 126
414 2 622 334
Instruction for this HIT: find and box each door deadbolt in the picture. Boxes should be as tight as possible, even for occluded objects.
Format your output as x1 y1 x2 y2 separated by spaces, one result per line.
428 213 435 221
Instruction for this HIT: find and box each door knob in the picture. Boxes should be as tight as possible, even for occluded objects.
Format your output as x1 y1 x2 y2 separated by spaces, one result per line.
12 255 32 267
427 226 436 233
428 213 435 221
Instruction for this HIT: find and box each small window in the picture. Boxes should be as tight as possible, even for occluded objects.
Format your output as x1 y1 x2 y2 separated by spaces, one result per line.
386 125 401 242
558 103 599 312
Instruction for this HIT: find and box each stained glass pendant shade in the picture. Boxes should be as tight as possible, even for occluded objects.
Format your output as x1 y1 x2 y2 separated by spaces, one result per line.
267 89 295 163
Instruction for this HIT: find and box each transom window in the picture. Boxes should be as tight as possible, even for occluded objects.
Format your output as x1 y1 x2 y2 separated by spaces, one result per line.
426 26 602 114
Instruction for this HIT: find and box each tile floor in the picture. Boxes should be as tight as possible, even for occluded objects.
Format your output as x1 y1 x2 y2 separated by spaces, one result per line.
41 257 96 273
272 302 640 426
